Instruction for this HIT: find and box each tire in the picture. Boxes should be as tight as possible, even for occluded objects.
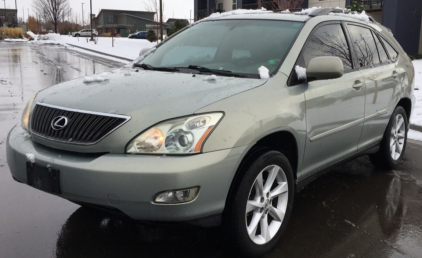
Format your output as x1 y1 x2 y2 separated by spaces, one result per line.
75 34 80 37
369 106 408 169
225 151 294 257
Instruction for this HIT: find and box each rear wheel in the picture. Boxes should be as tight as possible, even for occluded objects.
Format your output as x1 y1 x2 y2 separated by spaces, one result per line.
225 151 294 257
369 106 408 169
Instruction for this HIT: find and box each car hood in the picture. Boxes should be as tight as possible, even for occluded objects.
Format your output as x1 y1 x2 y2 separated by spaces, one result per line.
35 68 267 128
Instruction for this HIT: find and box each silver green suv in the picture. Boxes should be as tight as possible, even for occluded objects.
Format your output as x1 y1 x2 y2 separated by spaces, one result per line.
6 8 415 257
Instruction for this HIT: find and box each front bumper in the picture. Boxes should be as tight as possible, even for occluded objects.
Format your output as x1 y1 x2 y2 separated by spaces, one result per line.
7 125 248 222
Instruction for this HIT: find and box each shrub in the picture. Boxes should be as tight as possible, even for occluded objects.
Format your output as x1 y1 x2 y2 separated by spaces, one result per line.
101 33 112 37
168 20 189 37
408 55 415 60
147 30 157 42
0 27 24 38
346 0 364 13
415 53 422 60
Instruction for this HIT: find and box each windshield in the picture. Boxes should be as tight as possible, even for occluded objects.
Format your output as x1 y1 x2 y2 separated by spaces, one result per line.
137 19 303 78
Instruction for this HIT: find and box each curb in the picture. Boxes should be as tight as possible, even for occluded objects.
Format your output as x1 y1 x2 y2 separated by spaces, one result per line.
410 124 422 133
66 43 133 62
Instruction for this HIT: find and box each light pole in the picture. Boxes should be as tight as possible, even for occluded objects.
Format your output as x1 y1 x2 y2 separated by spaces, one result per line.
89 0 93 41
81 3 84 28
159 0 163 41
2 0 5 10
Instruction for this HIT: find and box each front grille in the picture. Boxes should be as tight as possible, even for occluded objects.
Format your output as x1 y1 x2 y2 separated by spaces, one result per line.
30 103 130 145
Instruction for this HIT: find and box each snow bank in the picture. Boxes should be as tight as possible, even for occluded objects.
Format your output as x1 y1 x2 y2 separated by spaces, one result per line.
203 75 217 81
83 72 109 83
258 66 270 79
26 153 35 163
26 30 38 41
408 130 422 142
410 60 422 127
295 65 307 80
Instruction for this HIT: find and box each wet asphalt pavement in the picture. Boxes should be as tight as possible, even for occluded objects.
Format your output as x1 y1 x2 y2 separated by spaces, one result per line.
0 42 422 258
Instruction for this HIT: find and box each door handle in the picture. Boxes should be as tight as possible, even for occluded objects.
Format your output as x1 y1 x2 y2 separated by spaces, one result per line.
353 80 364 90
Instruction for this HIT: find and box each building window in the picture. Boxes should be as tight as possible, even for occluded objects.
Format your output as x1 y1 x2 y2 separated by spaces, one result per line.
233 0 237 10
217 3 223 11
108 15 113 23
0 12 5 17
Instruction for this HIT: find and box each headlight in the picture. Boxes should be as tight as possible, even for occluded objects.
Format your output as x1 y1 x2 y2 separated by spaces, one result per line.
21 95 35 131
126 113 223 154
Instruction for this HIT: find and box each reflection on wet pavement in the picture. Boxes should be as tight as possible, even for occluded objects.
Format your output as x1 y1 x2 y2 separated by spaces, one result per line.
1 43 422 258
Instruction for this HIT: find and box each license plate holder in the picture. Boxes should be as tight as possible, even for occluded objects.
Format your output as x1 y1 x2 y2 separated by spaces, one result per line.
26 163 61 194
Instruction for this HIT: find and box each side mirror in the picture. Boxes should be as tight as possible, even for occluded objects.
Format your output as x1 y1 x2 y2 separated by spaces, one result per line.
306 56 344 81
139 48 152 57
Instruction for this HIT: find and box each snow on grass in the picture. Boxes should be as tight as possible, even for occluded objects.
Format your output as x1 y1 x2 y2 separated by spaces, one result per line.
4 38 28 42
258 66 270 79
295 65 307 80
410 60 422 127
25 32 156 61
83 72 109 83
408 129 422 142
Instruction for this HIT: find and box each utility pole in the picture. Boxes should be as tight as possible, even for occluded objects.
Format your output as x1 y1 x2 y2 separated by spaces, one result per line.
27 8 29 18
159 0 163 41
81 3 84 28
90 0 93 40
22 7 24 22
2 0 5 10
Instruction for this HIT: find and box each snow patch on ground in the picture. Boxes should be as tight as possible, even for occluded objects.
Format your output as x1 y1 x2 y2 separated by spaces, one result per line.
203 75 217 81
295 65 307 80
26 30 38 41
83 72 109 83
26 153 35 163
408 129 422 141
258 66 270 79
410 60 422 127
4 38 28 42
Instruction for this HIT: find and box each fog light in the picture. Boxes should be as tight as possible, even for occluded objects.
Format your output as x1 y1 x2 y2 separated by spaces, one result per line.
154 187 199 204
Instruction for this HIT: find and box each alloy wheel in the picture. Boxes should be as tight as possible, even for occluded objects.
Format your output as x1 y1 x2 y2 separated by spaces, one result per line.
390 114 406 160
245 165 288 245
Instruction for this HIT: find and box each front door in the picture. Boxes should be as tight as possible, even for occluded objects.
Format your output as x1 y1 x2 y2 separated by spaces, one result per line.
291 22 366 179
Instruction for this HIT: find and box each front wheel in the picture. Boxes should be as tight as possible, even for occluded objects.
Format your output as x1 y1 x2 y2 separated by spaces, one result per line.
225 151 294 257
370 106 408 169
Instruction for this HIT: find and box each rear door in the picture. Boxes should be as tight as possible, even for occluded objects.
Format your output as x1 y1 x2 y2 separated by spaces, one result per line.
291 22 366 178
346 24 402 150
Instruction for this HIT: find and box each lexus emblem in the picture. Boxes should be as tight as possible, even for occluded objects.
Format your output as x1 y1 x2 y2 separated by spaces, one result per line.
51 116 69 130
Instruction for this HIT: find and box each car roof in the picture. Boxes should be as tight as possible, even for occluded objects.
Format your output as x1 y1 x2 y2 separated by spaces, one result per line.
202 8 374 26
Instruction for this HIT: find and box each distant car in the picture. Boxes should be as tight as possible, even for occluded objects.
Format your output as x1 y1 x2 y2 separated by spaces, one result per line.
129 31 147 39
72 29 98 37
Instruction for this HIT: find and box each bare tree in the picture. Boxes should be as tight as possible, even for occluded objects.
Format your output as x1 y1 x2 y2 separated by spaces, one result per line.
33 0 69 33
256 0 303 10
144 0 165 37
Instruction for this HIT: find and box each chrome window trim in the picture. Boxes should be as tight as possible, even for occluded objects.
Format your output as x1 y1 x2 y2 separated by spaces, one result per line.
30 102 131 146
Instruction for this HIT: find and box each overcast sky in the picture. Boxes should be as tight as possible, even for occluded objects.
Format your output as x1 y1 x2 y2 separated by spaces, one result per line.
4 0 194 22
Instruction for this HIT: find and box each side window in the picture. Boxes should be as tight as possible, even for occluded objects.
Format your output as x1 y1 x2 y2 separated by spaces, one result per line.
297 24 353 71
379 37 398 61
348 25 380 68
291 24 353 85
373 32 389 63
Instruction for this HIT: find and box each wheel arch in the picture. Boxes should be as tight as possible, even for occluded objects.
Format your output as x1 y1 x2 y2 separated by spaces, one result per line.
224 131 299 215
396 98 412 123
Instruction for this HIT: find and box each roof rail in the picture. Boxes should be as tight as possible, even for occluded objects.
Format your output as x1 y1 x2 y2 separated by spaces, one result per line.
308 7 345 17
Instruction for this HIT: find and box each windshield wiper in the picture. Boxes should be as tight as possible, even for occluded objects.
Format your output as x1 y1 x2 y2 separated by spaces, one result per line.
185 65 247 78
134 63 179 72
